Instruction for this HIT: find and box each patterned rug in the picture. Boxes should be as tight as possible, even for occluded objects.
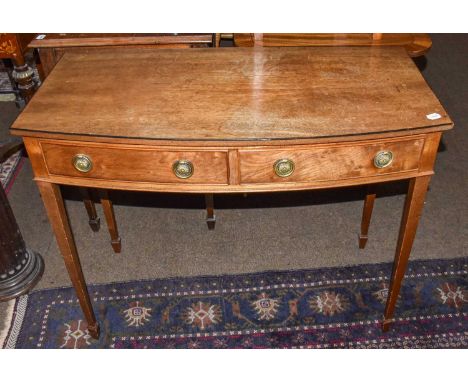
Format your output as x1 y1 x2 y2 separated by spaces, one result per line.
0 60 16 102
0 60 41 102
1 257 466 349
0 146 24 193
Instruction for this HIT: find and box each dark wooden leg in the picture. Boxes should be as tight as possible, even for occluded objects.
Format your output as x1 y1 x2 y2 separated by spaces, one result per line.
359 186 376 249
99 189 121 253
11 58 35 105
205 193 216 230
36 48 58 78
36 181 100 339
79 188 100 232
382 176 431 331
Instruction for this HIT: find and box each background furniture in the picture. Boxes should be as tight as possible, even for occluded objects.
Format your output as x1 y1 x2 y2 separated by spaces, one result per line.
29 33 216 77
232 33 432 57
0 139 44 301
0 33 38 105
11 47 452 338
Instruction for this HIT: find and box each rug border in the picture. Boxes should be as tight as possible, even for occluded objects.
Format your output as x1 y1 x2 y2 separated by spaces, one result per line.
1 295 28 349
0 145 26 348
4 156 25 195
0 299 16 348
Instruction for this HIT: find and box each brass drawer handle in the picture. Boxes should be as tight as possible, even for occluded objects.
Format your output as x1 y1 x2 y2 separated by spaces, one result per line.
173 159 194 179
374 151 393 168
72 154 93 173
274 158 295 177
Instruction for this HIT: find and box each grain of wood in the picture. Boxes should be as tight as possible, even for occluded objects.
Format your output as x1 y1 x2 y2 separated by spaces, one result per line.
12 47 452 141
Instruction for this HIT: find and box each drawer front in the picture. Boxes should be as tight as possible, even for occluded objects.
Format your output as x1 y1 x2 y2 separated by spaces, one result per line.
41 143 228 184
239 138 424 184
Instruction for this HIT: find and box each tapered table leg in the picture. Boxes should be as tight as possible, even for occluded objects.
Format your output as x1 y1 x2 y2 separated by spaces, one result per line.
99 189 121 253
36 181 100 339
359 186 376 249
205 193 216 230
382 176 431 331
79 188 100 232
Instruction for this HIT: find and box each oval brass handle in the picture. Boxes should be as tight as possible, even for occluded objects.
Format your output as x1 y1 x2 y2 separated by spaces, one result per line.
374 151 393 168
173 159 194 179
274 158 295 177
72 154 93 173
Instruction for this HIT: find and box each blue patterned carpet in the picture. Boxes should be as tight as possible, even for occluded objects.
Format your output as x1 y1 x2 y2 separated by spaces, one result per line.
3 257 467 348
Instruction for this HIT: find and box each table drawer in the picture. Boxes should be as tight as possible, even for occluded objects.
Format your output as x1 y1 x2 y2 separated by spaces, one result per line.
41 142 228 184
239 138 424 184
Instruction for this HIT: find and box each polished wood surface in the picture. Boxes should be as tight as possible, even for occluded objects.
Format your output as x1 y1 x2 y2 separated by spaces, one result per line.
233 33 432 57
12 47 451 141
12 47 452 337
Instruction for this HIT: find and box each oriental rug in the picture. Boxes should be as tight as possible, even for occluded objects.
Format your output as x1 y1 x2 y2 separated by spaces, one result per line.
2 257 466 349
0 145 24 193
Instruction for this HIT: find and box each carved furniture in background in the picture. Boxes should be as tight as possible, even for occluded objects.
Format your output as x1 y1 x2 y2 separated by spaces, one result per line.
0 33 37 105
0 139 44 301
11 47 452 338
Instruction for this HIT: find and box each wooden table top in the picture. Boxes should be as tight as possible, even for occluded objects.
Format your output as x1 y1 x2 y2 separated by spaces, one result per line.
12 47 452 142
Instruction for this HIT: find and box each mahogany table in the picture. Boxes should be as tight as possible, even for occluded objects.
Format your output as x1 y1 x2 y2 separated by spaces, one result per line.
11 47 453 339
